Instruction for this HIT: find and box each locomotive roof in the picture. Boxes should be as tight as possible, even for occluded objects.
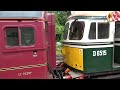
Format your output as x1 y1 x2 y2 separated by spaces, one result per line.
68 16 107 20
68 11 114 21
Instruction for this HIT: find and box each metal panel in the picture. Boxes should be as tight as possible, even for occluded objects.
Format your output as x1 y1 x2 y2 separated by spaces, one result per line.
0 11 43 18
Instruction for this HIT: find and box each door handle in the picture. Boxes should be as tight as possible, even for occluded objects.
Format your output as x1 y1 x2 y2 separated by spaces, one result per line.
33 50 37 57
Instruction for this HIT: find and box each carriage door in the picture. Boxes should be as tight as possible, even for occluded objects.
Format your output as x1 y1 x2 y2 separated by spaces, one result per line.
114 21 120 67
0 22 47 79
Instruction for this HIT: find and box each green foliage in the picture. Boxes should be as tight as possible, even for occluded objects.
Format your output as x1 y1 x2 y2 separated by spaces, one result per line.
48 11 71 55
48 11 70 42
56 44 62 55
56 23 63 34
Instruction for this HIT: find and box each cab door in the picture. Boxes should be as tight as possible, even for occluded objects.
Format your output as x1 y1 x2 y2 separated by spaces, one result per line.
114 21 120 67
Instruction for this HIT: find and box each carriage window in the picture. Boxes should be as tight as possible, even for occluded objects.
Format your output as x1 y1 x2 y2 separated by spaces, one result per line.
69 21 84 40
63 23 69 40
89 23 96 39
115 21 120 38
20 27 34 46
5 27 35 47
98 23 109 39
6 27 19 46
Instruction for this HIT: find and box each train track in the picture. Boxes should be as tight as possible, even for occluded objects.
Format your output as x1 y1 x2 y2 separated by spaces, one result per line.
56 54 120 79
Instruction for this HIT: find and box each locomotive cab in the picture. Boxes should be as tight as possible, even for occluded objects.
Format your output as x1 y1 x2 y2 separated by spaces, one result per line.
62 15 115 74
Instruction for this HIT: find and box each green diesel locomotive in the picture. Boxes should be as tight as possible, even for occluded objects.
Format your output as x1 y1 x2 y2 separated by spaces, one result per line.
58 11 120 79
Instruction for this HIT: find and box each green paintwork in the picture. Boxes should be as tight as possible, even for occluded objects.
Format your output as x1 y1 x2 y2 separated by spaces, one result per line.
83 47 113 73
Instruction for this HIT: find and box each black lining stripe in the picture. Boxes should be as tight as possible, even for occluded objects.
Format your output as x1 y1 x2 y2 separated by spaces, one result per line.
19 66 27 68
27 66 34 67
1 69 7 70
63 42 113 46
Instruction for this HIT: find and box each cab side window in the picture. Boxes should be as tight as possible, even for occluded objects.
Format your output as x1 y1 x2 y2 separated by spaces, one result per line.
63 23 69 40
115 21 120 38
89 22 109 40
89 23 96 39
98 23 109 39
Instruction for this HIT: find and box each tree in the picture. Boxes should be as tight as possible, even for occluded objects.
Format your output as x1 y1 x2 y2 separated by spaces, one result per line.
49 11 70 42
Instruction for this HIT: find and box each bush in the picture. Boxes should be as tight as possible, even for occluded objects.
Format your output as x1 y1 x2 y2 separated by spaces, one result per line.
56 42 62 55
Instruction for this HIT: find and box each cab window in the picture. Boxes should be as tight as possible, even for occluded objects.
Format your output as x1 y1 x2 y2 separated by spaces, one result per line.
89 23 96 39
69 21 85 40
89 22 109 39
98 23 109 39
63 22 69 40
115 21 120 38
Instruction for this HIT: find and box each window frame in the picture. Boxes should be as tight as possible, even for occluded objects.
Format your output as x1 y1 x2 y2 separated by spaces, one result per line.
4 25 36 48
63 22 69 40
68 21 85 40
88 22 110 40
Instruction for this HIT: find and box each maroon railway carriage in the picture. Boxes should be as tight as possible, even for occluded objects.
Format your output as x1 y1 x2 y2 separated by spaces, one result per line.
0 11 56 79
